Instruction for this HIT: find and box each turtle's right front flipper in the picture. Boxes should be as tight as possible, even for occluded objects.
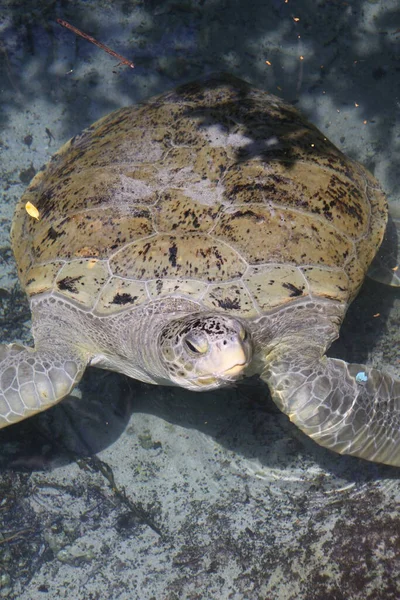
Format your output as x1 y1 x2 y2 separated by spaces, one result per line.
0 343 86 428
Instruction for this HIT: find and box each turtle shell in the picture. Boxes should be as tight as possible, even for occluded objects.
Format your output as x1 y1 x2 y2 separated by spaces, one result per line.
12 74 387 318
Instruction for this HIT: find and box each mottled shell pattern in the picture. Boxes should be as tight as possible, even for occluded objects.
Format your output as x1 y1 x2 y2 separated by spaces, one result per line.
12 74 387 319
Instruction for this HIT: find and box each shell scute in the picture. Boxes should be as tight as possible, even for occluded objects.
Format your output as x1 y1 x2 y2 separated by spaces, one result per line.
109 234 247 283
54 259 109 308
96 277 148 315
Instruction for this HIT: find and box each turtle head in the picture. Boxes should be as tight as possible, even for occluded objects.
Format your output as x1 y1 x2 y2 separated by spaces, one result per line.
158 314 252 390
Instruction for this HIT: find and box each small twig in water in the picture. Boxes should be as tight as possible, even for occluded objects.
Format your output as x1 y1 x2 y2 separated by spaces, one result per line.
0 527 35 545
56 18 134 69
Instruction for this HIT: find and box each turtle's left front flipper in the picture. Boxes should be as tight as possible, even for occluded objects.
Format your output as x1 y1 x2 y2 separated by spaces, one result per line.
261 349 400 466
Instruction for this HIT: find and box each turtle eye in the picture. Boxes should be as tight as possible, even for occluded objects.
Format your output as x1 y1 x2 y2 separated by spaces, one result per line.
184 333 208 354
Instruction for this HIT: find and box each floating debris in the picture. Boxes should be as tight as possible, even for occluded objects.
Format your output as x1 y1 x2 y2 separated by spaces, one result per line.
25 202 40 220
56 19 134 69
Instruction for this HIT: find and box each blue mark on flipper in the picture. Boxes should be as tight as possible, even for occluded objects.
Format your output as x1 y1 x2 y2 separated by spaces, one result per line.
356 371 368 383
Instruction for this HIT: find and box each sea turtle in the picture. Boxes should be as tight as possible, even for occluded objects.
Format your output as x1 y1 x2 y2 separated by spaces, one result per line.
1 74 399 466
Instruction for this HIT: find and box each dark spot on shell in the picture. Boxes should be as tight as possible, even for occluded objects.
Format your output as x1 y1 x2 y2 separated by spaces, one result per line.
282 282 304 297
139 242 151 260
168 242 178 267
232 209 264 222
57 276 83 293
111 293 137 305
216 297 241 310
45 226 64 242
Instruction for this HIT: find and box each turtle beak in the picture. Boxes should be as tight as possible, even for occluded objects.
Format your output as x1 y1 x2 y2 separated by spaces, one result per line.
196 339 250 386
220 345 248 378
